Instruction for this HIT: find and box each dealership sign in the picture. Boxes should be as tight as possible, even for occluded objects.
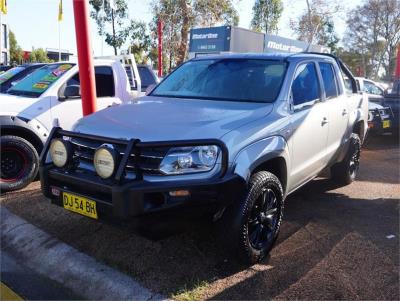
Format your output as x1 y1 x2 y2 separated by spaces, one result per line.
264 35 329 53
189 26 231 53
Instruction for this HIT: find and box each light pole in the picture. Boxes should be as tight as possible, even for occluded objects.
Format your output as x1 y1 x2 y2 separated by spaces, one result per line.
72 0 96 116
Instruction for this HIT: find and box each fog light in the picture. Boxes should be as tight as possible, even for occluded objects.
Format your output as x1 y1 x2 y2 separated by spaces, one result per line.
169 190 190 197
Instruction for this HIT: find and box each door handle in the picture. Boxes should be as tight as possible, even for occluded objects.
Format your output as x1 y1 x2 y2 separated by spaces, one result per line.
321 117 328 125
342 109 348 116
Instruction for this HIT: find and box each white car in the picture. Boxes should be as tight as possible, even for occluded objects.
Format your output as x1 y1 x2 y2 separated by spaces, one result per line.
0 55 142 191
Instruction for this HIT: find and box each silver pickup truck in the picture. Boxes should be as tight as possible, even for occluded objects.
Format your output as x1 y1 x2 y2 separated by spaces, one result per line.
40 53 368 263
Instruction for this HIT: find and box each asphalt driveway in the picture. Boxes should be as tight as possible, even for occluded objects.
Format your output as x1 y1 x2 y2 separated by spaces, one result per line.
1 134 399 300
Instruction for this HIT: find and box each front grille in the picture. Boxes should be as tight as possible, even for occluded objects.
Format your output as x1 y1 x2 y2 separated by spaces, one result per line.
70 137 167 176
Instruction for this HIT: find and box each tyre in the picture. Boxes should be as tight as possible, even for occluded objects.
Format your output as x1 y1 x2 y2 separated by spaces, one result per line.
0 135 39 192
331 133 361 185
218 171 284 264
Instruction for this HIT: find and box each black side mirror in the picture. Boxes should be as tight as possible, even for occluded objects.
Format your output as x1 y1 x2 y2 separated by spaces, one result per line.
64 85 81 99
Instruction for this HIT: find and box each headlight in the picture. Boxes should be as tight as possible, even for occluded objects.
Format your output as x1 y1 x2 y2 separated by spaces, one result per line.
94 145 118 179
49 139 71 168
159 145 219 175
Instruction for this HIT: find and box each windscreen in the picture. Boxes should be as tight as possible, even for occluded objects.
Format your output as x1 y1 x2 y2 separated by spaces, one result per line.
0 66 25 84
151 59 287 103
8 63 74 97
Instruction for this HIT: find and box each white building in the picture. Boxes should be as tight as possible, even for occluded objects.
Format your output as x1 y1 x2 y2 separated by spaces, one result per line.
0 14 9 65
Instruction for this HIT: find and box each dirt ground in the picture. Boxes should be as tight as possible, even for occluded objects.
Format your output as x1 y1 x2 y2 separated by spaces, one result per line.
1 134 399 300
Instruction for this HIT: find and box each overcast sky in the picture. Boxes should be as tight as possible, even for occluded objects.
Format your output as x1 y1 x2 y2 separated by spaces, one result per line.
4 0 362 57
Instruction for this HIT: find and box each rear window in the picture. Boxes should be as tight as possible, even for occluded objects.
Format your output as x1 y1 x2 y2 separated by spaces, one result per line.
319 62 338 99
138 66 156 88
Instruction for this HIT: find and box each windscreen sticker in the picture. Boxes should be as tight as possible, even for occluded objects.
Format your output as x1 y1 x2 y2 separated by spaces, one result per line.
32 82 49 91
0 73 15 84
31 64 73 91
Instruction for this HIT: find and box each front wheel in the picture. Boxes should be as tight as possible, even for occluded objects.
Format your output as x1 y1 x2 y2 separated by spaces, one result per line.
331 133 361 185
0 135 39 192
219 171 284 264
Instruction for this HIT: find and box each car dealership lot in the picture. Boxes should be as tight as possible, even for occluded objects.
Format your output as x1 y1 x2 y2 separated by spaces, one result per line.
1 134 399 300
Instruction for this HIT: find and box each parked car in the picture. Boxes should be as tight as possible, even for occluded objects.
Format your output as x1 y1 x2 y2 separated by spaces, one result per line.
367 102 393 134
40 53 368 264
0 55 142 192
355 77 386 103
382 79 400 132
353 77 394 134
0 65 12 73
0 63 46 93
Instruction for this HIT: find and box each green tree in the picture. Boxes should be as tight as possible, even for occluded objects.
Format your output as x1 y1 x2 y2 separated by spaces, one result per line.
128 20 152 64
344 0 400 80
291 0 341 44
89 0 131 55
29 48 52 63
9 30 24 64
251 0 283 34
150 0 239 72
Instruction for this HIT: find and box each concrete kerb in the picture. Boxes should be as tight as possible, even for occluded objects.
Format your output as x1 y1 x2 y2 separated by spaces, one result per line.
0 206 165 301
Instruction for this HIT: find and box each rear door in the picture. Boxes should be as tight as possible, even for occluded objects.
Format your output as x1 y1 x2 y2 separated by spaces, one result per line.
51 66 121 130
289 62 329 189
318 62 349 160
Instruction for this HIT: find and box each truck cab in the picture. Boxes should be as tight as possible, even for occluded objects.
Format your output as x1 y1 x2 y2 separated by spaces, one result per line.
40 53 368 264
0 55 142 191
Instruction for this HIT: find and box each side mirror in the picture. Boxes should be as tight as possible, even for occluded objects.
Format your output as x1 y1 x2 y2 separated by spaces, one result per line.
145 84 156 96
64 85 81 99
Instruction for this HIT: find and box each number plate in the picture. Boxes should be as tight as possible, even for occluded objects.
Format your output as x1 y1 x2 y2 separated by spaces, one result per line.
383 120 390 128
62 192 98 219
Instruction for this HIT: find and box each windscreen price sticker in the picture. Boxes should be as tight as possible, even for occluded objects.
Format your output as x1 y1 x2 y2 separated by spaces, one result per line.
32 64 73 92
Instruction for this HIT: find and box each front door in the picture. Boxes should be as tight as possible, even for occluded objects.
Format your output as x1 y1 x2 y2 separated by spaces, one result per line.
288 62 329 190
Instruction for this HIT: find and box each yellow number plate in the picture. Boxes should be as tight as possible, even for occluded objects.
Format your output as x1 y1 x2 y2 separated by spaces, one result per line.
62 192 98 219
383 120 390 128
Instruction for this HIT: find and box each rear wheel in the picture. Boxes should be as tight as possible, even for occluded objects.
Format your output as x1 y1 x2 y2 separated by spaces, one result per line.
218 171 284 264
0 135 39 192
331 133 361 185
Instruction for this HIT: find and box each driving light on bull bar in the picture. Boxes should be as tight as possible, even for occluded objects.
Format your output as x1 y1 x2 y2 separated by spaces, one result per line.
49 138 72 168
159 145 219 175
94 145 118 179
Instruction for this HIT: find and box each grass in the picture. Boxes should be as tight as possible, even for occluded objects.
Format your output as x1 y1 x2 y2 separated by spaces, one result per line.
171 281 209 301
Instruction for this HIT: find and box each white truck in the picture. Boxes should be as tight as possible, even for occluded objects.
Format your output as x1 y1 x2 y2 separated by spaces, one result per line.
0 55 143 192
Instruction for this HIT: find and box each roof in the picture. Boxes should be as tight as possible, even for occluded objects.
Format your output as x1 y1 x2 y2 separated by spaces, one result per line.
191 52 337 62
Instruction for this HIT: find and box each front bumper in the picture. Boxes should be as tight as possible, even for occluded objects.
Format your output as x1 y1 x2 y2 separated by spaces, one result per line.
39 128 245 222
40 164 244 221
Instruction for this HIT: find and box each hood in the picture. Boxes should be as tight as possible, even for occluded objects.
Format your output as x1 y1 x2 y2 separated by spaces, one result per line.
368 101 384 110
73 96 273 142
0 93 40 116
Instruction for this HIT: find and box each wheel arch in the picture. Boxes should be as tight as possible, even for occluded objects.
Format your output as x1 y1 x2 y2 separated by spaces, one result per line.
252 157 288 194
233 136 290 194
353 119 365 142
1 124 44 154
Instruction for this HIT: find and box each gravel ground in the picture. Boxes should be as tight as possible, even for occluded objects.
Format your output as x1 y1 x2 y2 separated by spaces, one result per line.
1 134 399 300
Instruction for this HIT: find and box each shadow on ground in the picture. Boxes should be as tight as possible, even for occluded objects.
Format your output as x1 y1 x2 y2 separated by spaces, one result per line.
1 134 399 300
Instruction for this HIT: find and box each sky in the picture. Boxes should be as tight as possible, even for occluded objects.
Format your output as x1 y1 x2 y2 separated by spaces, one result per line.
4 0 362 57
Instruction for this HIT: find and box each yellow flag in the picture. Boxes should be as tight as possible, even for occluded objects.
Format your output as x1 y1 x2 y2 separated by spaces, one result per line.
58 0 63 22
0 0 7 14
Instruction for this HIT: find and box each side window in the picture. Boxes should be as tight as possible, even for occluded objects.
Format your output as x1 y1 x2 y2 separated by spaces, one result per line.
67 73 80 86
138 66 156 89
363 81 383 95
291 63 320 106
65 66 115 97
95 66 115 97
319 62 338 99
